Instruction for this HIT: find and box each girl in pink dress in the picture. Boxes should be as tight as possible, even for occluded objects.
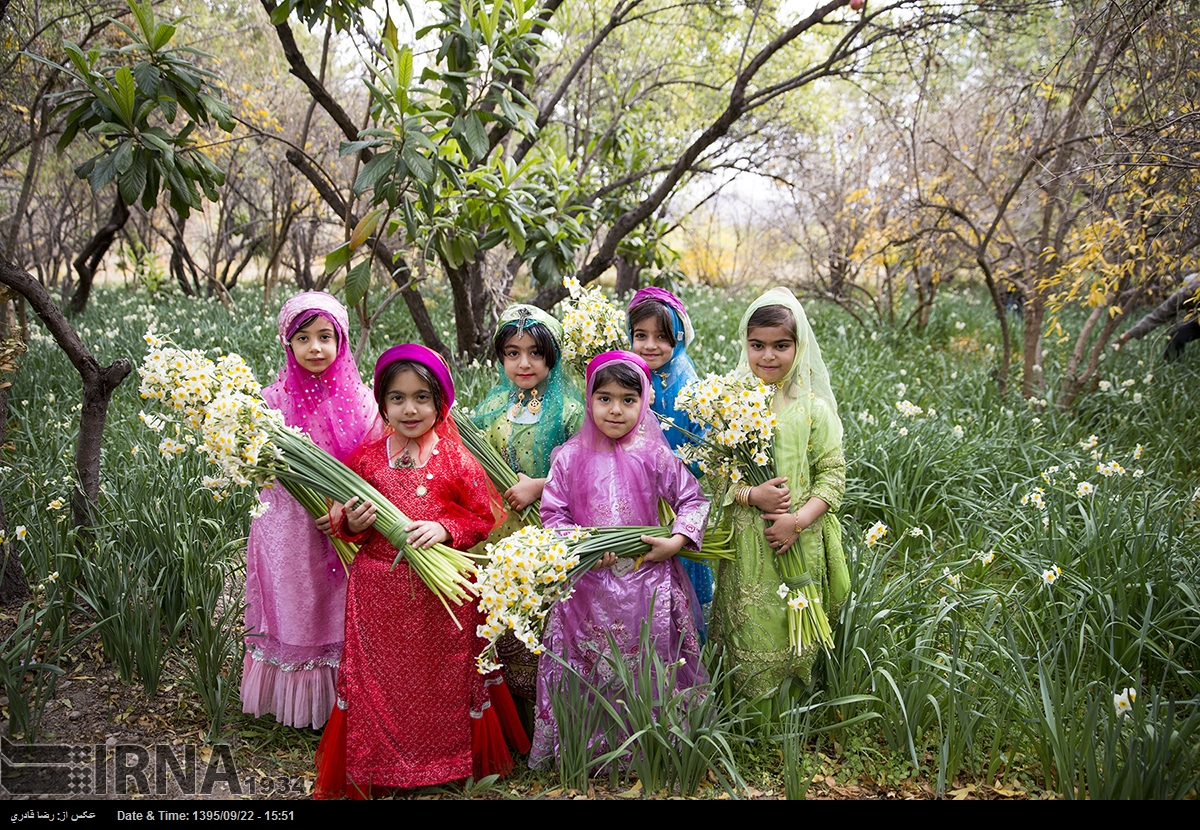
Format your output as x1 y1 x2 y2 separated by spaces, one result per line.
529 350 710 768
241 292 382 729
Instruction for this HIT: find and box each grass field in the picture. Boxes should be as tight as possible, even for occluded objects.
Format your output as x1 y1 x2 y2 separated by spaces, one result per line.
2 281 1198 799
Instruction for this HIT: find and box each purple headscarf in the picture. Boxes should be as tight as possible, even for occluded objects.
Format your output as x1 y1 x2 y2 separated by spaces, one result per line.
627 287 695 347
373 344 455 415
265 292 381 463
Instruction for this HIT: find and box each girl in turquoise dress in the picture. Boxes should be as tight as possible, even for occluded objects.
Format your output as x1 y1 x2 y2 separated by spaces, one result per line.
471 304 584 700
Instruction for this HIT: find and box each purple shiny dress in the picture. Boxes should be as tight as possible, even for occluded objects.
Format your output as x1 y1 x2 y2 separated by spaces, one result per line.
528 351 710 768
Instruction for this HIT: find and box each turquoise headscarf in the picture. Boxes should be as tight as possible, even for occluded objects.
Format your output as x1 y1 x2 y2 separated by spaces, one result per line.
471 304 583 478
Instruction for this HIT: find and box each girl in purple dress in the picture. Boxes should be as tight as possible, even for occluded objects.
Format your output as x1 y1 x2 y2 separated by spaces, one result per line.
529 350 710 768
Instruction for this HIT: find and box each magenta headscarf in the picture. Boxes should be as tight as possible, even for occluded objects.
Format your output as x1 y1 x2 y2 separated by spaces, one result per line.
373 343 455 416
264 292 382 463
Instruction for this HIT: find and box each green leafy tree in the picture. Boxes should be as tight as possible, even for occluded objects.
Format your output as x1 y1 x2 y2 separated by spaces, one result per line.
44 0 234 312
0 0 235 532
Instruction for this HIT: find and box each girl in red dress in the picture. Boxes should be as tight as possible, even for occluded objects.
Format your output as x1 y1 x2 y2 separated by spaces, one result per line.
314 344 528 798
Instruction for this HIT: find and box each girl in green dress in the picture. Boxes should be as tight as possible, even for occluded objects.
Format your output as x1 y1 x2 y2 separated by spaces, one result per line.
471 304 585 700
710 287 850 699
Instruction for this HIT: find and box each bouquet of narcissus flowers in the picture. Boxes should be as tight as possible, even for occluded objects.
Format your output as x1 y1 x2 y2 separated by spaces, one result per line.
674 369 833 660
474 523 731 673
137 331 479 619
673 370 777 484
559 277 628 376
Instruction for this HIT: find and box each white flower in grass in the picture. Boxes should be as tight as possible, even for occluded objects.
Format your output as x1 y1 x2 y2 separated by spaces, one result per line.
1144 373 1153 385
1080 434 1099 450
47 571 59 583
1122 378 1136 388
1098 380 1112 392
952 424 964 439
898 427 908 436
776 583 791 600
1076 481 1095 497
943 567 961 590
908 527 924 538
977 551 995 566
787 594 809 612
15 526 27 541
48 499 63 511
1041 566 1061 586
1133 444 1143 460
1132 468 1144 478
955 321 966 330
1132 392 1143 404
1114 688 1136 717
864 522 889 547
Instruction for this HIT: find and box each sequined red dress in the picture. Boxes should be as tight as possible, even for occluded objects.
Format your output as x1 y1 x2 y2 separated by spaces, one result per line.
314 434 527 797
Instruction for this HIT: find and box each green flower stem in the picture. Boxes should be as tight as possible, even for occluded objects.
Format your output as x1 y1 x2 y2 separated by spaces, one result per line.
282 479 357 573
457 413 541 525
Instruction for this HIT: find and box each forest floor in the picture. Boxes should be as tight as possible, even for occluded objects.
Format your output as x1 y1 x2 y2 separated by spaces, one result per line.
0 614 1037 802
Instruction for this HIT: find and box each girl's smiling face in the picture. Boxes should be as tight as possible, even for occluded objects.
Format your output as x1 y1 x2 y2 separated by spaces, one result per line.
501 333 550 390
746 324 796 384
630 320 673 371
590 381 641 440
289 315 338 375
383 368 438 439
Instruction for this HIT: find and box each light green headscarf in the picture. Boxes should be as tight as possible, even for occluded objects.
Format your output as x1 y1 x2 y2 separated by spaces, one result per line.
737 286 840 439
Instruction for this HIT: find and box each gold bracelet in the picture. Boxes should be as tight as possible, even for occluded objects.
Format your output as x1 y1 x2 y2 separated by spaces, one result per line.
735 485 752 506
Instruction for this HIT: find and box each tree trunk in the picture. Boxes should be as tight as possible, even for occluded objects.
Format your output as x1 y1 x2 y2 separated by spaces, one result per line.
0 257 131 529
69 194 129 314
614 255 641 298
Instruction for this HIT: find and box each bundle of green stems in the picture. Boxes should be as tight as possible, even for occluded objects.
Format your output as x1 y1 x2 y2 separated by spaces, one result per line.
456 414 542 525
258 427 479 625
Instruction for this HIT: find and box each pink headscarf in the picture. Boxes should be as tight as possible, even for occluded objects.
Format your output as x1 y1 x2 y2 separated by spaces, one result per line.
264 292 382 462
373 343 455 415
576 350 671 461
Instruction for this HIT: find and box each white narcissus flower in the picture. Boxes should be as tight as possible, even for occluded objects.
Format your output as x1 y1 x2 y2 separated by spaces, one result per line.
776 583 791 600
787 594 809 612
15 526 27 541
864 521 888 547
1076 481 1095 497
952 424 964 439
1113 688 1135 717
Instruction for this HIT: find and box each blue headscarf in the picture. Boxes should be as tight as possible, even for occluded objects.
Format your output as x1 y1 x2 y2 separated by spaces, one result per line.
627 288 705 456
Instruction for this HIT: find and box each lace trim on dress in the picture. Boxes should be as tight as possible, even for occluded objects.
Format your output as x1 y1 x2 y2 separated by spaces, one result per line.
247 644 340 672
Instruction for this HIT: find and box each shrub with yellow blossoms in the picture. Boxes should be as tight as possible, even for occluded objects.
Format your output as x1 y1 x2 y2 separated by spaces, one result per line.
558 277 629 375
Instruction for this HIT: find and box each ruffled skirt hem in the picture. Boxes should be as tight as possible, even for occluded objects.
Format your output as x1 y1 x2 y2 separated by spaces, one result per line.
240 651 338 730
